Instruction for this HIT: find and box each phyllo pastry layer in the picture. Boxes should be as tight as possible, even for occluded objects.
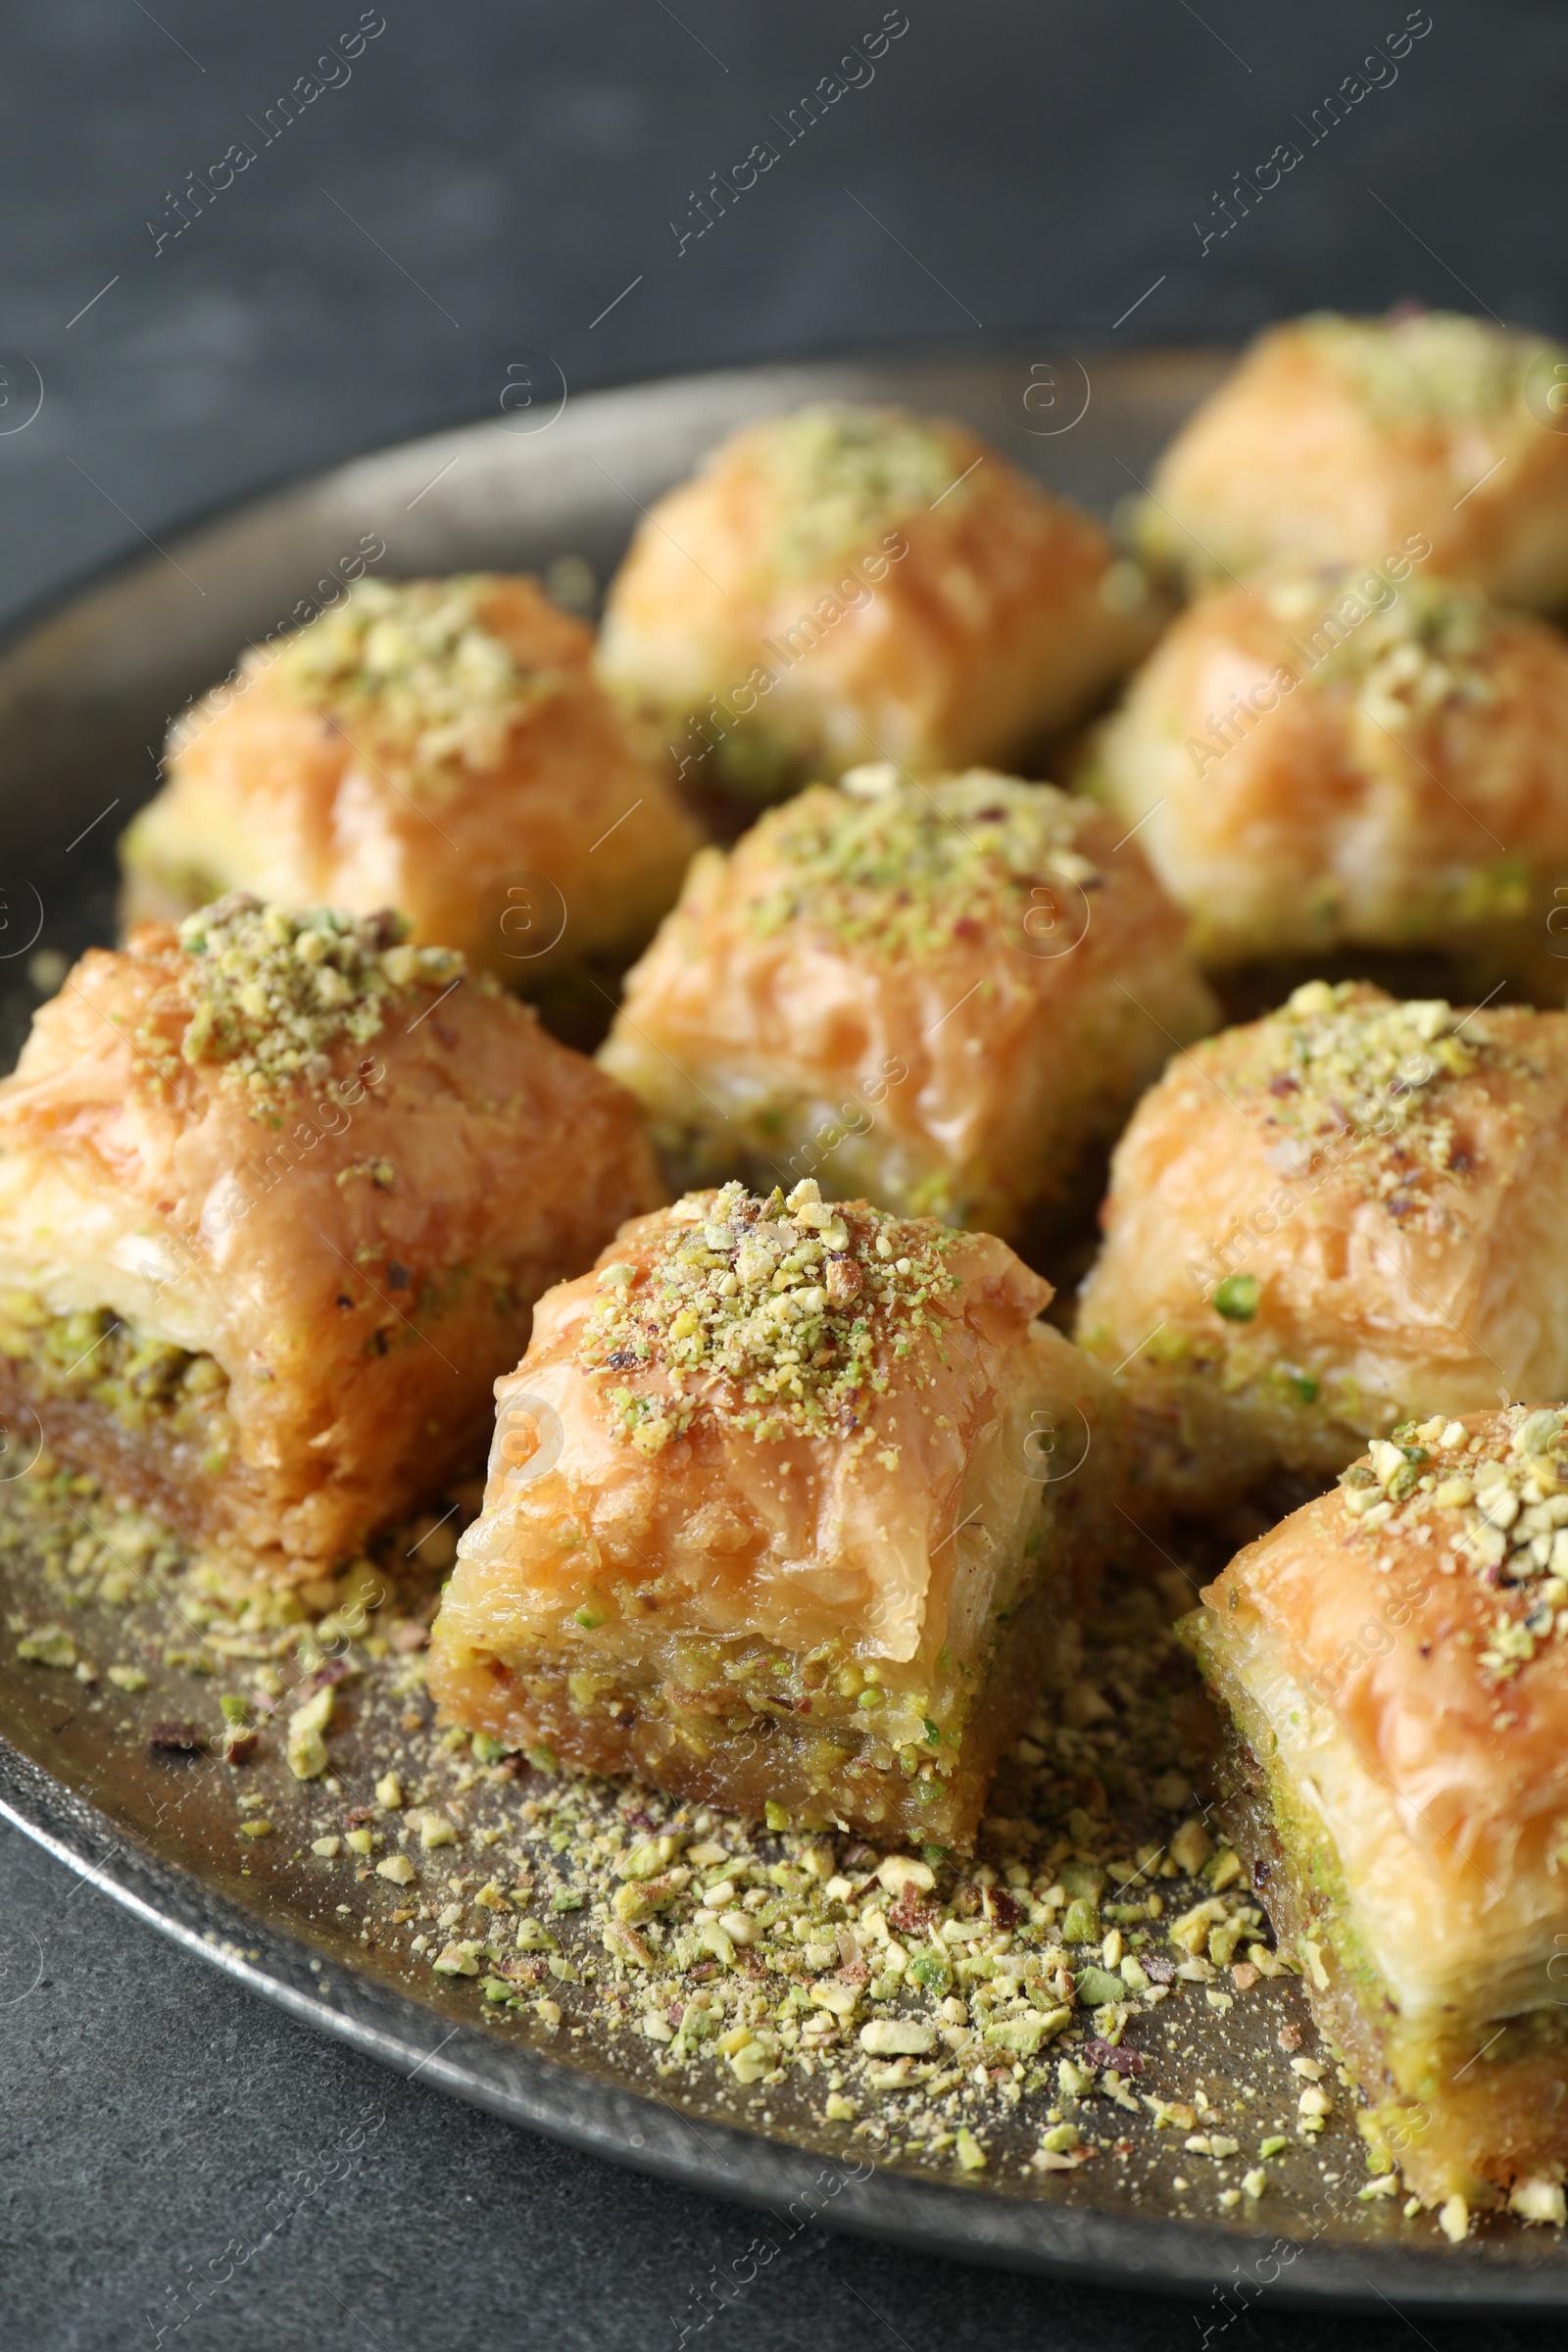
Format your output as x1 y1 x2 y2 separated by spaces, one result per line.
120 575 703 998
598 766 1216 1239
1077 983 1568 1511
1088 564 1568 976
0 896 663 1584
1135 311 1568 608
1183 1405 1568 2211
427 1178 1119 1848
595 402 1159 803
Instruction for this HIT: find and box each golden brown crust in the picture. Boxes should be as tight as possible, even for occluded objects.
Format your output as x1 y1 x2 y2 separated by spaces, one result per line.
429 1545 1080 1851
1184 1407 1568 2201
600 769 1217 1238
120 575 703 986
596 404 1159 796
1140 313 1568 606
0 924 665 1579
1076 985 1568 1508
1090 565 1568 972
427 1183 1120 1845
1201 1713 1568 2209
1200 1424 1568 1879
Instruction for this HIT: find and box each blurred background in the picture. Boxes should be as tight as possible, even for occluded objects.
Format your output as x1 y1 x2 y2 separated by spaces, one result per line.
1 1 1559 627
2 6 1564 2350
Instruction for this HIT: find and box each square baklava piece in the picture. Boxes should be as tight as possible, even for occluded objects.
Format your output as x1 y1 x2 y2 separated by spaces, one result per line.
0 896 663 1584
427 1179 1119 1848
1076 983 1568 1512
1184 1406 1568 2217
598 765 1216 1240
120 575 703 1005
1135 311 1568 608
1087 564 1568 988
595 401 1159 803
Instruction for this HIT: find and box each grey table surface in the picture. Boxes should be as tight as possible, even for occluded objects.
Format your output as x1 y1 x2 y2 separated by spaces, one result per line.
1 5 1565 2346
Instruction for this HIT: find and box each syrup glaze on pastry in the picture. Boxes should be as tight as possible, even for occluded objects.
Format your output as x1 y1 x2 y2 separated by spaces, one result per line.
1088 564 1568 981
121 575 703 1001
597 402 1159 803
0 896 664 1584
1185 1404 1568 2207
601 764 1216 1238
428 1179 1119 1848
1077 983 1568 1510
1137 311 1568 608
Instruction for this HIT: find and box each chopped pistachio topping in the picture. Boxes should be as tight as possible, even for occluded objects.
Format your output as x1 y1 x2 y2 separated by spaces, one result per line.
1211 1274 1259 1324
1261 567 1497 729
0 1456 1424 2212
580 1178 962 1448
286 1683 334 1780
1226 982 1486 1188
1300 309 1558 426
176 894 463 1095
1339 1405 1568 1679
752 403 968 572
734 770 1102 958
270 576 568 784
0 1294 230 1454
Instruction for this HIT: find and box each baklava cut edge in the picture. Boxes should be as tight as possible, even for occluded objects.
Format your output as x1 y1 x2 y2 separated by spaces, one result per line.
1191 1673 1568 2212
429 1181 1121 1849
0 897 665 1584
1181 1405 1568 2214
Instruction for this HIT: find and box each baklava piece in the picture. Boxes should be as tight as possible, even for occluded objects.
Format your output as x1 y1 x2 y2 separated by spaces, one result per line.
427 1179 1119 1848
0 896 663 1585
1184 1406 1568 2215
598 766 1216 1239
120 575 703 1002
595 402 1158 803
1089 567 1568 980
1076 983 1568 1511
1136 311 1568 608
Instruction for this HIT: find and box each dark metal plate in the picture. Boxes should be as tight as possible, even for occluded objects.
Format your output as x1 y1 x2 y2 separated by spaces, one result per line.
1 348 1564 2309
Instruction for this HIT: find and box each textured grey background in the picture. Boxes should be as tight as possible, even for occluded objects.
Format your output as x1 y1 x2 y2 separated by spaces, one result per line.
1 4 1566 2346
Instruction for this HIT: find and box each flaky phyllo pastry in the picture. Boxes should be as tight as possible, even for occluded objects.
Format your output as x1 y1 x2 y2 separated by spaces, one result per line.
428 1179 1118 1847
600 765 1216 1239
1088 564 1568 978
0 896 662 1585
120 574 702 997
1184 1406 1568 2216
595 401 1159 802
1134 310 1568 608
1077 982 1568 1510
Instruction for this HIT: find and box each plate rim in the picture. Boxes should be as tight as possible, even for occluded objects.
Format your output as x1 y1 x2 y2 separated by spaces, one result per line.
2 342 1566 2311
0 334 1223 677
5 1729 1565 2314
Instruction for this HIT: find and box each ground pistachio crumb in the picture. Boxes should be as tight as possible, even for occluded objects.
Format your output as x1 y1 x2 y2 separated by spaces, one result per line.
733 768 1103 960
1302 309 1558 426
174 893 465 1098
269 575 569 785
1228 982 1483 1192
286 1684 334 1780
580 1176 963 1450
0 1452 1446 2226
754 403 970 573
17 1624 77 1668
1338 1404 1568 1680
